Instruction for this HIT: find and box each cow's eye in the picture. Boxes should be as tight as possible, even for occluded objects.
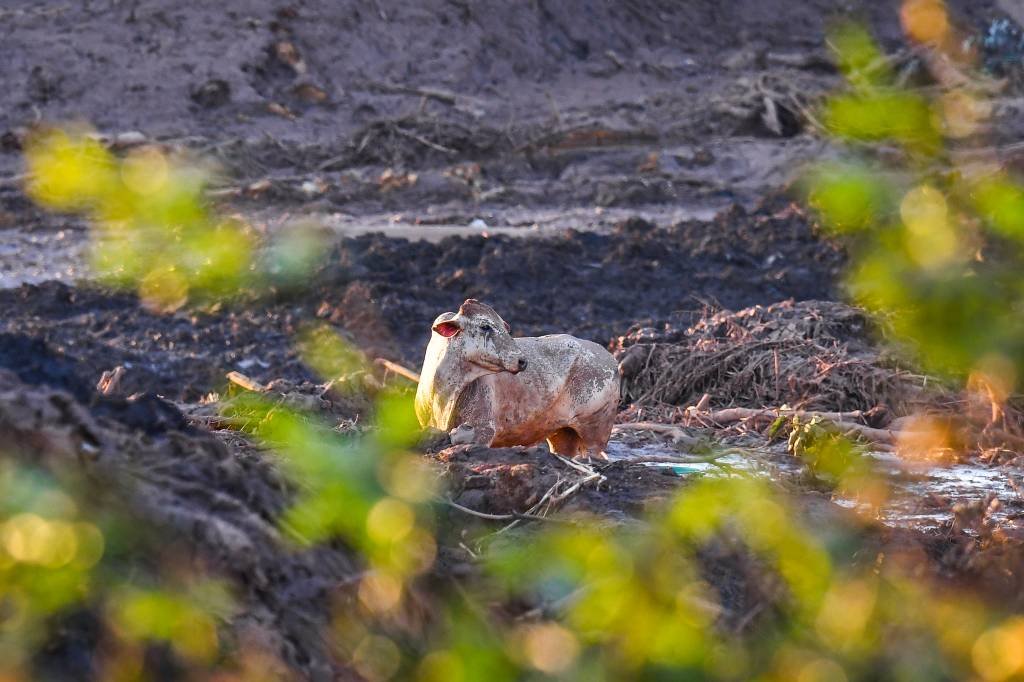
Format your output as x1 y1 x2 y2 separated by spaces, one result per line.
481 323 494 333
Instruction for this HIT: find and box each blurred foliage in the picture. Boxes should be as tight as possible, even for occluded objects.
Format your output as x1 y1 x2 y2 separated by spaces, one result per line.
25 128 252 311
15 1 1024 679
0 459 231 678
786 415 871 488
24 126 329 312
808 9 1024 382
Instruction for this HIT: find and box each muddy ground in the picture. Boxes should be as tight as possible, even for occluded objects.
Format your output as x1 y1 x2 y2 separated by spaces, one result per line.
0 196 843 402
4 0 1024 679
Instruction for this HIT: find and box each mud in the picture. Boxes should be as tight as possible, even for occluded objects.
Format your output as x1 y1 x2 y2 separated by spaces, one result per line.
0 344 355 679
4 0 1024 678
0 197 844 402
0 0 1005 218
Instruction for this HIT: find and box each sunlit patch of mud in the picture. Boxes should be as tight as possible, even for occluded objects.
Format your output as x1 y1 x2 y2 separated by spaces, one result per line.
0 228 88 288
608 434 1023 533
840 451 1022 533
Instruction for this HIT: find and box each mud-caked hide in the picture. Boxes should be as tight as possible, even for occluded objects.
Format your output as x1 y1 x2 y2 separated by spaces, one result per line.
415 299 619 458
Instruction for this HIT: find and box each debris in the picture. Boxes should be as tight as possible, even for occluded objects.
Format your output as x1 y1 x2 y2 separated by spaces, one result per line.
266 101 296 120
392 126 456 154
694 406 902 447
917 44 1005 93
246 178 273 197
227 371 268 393
365 80 461 106
0 128 27 153
617 300 936 416
96 366 126 396
190 79 231 108
604 49 625 69
469 218 488 230
765 50 835 71
613 422 699 447
444 162 482 187
273 41 307 74
27 65 62 103
374 358 420 383
982 12 1024 74
760 95 801 137
300 177 328 197
292 82 327 103
110 131 147 150
378 168 418 192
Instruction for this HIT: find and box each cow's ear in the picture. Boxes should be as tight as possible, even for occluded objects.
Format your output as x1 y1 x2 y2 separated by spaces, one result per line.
434 322 460 338
432 315 462 338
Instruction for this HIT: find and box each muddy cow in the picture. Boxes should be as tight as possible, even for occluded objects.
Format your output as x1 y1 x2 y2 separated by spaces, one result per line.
415 299 620 458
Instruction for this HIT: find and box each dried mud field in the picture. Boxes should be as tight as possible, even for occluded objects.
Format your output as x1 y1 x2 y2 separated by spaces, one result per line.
5 0 1024 678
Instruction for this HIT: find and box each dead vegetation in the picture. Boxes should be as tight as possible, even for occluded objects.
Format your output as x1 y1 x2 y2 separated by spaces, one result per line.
617 299 938 416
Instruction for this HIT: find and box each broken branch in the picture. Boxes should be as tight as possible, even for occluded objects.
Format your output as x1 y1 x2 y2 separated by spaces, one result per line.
226 371 268 393
375 358 420 383
613 421 700 447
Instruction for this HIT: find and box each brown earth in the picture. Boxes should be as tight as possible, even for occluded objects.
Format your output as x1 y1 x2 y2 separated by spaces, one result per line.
0 196 844 402
3 0 1024 679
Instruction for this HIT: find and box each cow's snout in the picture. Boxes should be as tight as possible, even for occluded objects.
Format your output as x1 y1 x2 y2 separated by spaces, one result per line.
515 357 528 373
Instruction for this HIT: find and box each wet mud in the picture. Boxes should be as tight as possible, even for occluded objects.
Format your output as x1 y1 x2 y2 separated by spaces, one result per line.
0 196 844 402
3 0 1024 677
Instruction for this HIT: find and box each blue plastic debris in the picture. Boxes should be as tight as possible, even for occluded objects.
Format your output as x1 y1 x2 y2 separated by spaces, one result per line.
670 465 706 476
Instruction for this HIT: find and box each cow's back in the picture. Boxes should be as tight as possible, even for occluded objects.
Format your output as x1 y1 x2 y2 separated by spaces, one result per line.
485 335 618 444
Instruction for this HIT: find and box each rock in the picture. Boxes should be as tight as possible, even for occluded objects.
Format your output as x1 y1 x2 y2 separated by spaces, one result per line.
0 128 26 153
450 424 477 445
111 131 147 149
27 65 62 103
190 79 231 108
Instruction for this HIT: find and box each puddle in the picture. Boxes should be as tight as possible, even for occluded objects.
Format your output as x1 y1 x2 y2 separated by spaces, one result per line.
850 452 1021 532
0 203 726 289
307 203 725 242
608 434 1023 534
0 228 90 288
606 438 748 475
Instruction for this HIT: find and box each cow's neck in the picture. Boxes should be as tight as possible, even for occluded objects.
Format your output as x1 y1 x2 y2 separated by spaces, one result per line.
427 355 490 430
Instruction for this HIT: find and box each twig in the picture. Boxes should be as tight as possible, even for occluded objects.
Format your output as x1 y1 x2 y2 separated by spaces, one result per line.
442 497 563 523
364 80 461 105
444 498 514 520
96 366 126 396
392 126 457 155
494 478 563 535
613 421 700 447
703 407 864 425
547 473 602 504
227 371 268 393
553 453 603 479
375 358 420 383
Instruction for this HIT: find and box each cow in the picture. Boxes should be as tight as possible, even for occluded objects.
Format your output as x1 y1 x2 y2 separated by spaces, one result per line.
415 299 620 458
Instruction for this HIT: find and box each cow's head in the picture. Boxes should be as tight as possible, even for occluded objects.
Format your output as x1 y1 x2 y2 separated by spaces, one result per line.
430 299 527 375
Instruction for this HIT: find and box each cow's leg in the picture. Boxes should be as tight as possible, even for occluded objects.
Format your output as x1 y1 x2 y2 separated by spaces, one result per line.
451 381 499 445
575 411 616 460
449 422 496 445
546 427 586 457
